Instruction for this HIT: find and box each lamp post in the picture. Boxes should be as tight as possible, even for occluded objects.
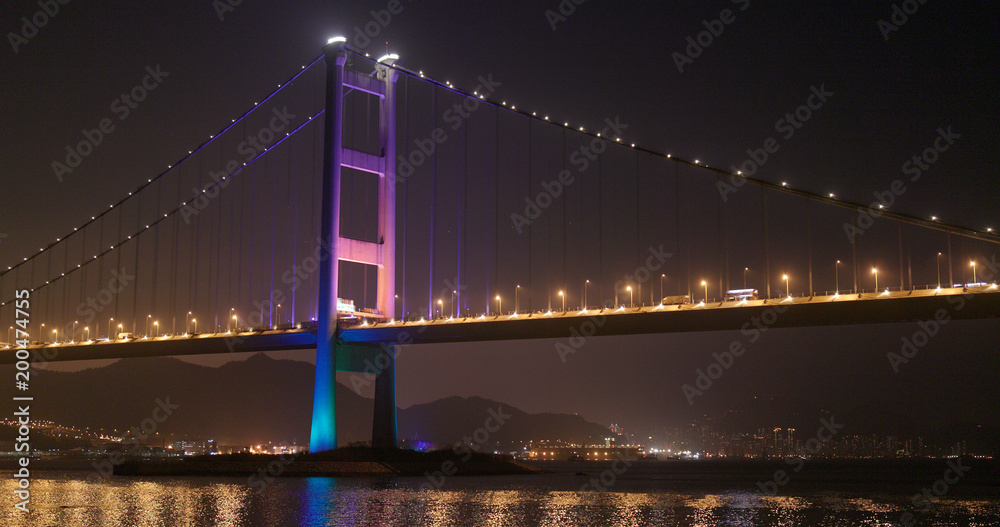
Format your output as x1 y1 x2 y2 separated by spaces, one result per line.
872 268 879 292
229 308 235 332
38 322 45 342
7 326 11 344
437 299 443 318
743 268 748 289
583 281 589 310
515 285 520 313
626 286 633 308
782 275 789 297
496 295 501 314
660 274 665 301
52 329 58 343
146 315 152 338
84 327 89 341
107 319 112 340
971 260 977 284
451 291 457 317
558 290 565 311
192 319 197 333
835 261 840 294
72 320 78 342
153 321 158 338
232 314 238 332
187 311 193 333
936 253 942 288
276 304 282 327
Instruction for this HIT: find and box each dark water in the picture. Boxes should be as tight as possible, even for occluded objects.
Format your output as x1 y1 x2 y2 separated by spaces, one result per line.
3 463 998 526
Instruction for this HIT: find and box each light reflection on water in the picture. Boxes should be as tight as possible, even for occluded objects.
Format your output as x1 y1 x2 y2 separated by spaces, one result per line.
1 471 998 527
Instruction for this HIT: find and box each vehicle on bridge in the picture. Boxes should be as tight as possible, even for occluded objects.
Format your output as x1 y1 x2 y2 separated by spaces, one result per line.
661 295 691 305
117 332 134 340
725 289 759 301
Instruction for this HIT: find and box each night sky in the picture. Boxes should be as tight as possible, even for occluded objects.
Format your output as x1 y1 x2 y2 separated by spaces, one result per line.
1 1 997 438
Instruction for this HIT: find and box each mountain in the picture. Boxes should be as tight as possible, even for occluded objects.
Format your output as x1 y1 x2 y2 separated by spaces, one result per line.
0 355 611 448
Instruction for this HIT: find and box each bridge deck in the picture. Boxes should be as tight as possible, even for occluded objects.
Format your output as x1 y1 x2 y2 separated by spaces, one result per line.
2 287 997 364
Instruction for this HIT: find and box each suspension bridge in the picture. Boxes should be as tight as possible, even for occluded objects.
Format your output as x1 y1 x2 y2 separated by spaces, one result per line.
2 38 998 451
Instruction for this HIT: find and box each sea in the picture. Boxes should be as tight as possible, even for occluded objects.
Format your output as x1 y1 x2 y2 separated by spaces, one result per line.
2 461 998 526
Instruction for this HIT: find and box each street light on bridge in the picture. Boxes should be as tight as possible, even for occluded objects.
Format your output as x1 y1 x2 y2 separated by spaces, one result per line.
153 321 158 337
106 319 112 341
192 319 197 334
118 323 123 339
743 268 748 290
495 295 501 314
782 275 789 298
72 320 78 343
558 290 565 312
835 261 840 294
660 274 665 301
583 281 588 310
84 327 89 341
700 280 707 303
971 260 977 283
146 315 152 338
626 286 633 308
437 298 443 318
52 329 58 344
872 268 879 292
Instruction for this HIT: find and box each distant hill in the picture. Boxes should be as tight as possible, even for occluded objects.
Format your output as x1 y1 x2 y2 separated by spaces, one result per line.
0 355 611 448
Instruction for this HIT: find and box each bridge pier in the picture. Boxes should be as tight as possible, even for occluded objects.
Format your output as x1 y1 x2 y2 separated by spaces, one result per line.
371 344 398 448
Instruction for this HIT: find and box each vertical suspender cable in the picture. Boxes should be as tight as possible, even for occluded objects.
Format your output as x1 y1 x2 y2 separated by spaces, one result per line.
428 89 435 317
214 153 223 328
565 129 570 293
851 210 858 293
635 149 641 305
45 240 52 334
131 191 140 335
490 103 498 316
762 187 770 298
291 131 298 326
117 190 125 322
236 121 246 323
898 223 905 290
456 100 465 317
807 198 813 295
170 169 180 331
947 232 953 285
674 163 680 297
269 144 278 327
716 175 723 301
527 118 532 313
151 179 160 318
401 75 408 319
598 149 605 302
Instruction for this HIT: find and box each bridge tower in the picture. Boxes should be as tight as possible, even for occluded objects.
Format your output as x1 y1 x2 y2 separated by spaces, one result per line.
310 38 399 452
